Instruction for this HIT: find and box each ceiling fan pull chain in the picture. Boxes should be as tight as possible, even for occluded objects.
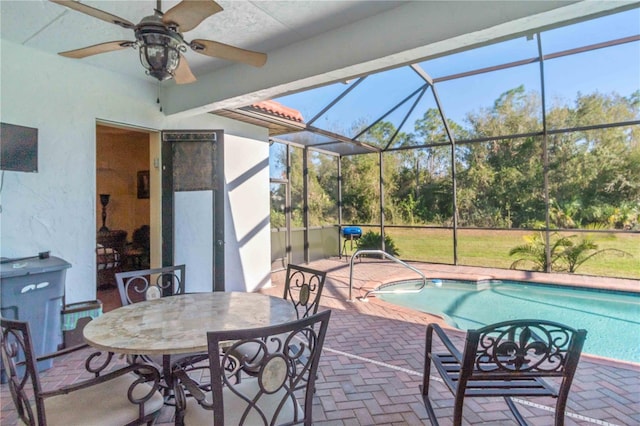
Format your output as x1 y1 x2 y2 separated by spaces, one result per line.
157 84 163 113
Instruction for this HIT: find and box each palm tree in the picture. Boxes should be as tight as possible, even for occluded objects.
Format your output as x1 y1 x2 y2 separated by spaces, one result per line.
561 237 631 273
509 232 632 273
509 232 570 272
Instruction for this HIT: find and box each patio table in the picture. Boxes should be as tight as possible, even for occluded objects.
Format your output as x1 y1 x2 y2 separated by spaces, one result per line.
83 292 297 356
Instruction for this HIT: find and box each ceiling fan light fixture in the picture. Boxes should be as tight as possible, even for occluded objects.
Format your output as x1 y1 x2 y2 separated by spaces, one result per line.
137 26 184 81
51 0 267 84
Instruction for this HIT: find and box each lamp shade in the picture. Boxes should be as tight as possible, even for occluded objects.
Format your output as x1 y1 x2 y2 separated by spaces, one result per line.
99 194 110 206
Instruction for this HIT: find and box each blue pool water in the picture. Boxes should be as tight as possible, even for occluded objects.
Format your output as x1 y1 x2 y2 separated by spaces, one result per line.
379 280 640 363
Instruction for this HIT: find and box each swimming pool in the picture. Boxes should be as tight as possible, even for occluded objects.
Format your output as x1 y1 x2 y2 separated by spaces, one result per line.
378 280 640 364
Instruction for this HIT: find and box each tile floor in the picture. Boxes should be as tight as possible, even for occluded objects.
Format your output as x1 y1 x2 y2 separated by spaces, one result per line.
2 258 638 425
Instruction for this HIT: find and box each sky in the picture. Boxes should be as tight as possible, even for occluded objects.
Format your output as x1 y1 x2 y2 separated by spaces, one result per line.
274 7 640 139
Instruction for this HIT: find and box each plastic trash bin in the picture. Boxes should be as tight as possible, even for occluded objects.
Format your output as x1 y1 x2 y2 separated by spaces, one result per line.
62 300 103 348
1 256 71 373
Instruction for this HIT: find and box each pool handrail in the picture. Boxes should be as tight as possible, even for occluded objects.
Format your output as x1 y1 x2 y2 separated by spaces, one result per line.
348 249 427 302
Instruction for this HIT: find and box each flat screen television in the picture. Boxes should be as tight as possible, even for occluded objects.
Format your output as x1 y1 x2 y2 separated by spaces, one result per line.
0 122 38 172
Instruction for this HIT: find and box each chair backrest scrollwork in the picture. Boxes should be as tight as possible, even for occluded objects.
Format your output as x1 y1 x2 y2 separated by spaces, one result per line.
206 310 331 426
283 264 327 319
116 265 186 306
464 319 587 380
1 318 42 425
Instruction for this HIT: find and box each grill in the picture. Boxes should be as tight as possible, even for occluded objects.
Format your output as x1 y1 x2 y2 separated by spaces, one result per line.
342 227 362 239
341 226 362 258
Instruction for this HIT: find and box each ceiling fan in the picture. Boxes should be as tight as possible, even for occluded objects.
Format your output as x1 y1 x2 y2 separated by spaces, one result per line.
50 0 267 84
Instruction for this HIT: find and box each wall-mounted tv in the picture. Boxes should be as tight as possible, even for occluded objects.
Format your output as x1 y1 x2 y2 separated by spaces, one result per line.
0 122 38 173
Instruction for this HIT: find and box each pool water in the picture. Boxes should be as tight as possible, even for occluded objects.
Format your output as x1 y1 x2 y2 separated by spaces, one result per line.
379 280 640 363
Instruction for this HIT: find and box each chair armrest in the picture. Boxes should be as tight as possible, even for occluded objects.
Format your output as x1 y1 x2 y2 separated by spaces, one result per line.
36 343 90 362
427 323 463 363
42 362 161 404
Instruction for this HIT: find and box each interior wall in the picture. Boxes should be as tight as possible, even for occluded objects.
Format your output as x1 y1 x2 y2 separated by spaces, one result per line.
96 127 150 239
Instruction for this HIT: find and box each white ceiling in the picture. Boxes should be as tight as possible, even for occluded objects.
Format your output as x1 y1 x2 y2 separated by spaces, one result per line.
1 0 406 80
2 1 636 116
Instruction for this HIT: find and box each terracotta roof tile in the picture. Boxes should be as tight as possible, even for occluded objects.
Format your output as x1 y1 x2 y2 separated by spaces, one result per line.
250 100 304 123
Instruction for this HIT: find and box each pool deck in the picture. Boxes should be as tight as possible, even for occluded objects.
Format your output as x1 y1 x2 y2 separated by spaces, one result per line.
263 258 639 425
2 259 638 425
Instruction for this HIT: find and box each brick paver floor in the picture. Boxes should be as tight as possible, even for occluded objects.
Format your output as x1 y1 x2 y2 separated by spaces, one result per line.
2 258 638 425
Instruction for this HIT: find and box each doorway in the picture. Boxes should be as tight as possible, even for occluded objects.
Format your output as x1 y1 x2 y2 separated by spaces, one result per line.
161 130 225 293
96 124 158 310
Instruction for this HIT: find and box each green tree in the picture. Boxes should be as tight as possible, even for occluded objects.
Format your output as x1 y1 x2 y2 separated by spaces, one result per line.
341 153 380 223
344 121 403 224
547 91 640 228
458 86 545 227
391 108 464 225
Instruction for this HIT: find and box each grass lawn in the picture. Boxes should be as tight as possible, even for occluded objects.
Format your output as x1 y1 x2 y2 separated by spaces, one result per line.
372 227 640 280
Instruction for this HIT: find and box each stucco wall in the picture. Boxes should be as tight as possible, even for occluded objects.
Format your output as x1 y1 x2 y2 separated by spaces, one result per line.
0 40 271 302
224 135 271 292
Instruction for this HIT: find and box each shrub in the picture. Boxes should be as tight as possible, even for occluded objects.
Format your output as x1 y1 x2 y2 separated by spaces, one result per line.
356 231 400 257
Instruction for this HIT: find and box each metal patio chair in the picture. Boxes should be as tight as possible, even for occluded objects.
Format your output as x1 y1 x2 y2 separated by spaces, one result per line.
1 317 164 426
115 265 208 395
227 264 327 378
115 264 186 306
173 310 332 426
283 264 327 319
421 319 587 426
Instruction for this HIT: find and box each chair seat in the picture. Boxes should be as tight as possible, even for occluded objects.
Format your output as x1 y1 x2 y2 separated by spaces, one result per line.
431 352 559 398
27 372 164 426
183 378 304 425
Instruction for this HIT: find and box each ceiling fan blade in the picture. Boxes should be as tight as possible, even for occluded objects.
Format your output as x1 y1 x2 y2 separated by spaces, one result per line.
59 41 134 59
163 0 223 32
190 39 267 67
174 54 197 85
50 1 135 29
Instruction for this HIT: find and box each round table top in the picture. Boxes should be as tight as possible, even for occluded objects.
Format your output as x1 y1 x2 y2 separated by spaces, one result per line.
83 292 296 355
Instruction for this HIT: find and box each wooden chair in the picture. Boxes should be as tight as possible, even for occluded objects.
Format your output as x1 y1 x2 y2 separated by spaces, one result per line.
115 265 207 395
173 310 332 426
421 320 587 426
283 264 327 319
1 317 164 426
124 225 150 269
96 229 128 289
